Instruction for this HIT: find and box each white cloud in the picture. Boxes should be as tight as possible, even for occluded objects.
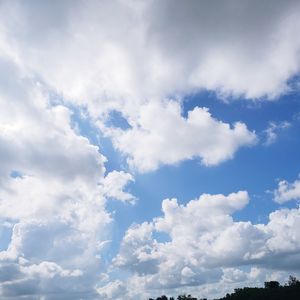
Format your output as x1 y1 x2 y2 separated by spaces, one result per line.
265 208 300 255
100 170 136 203
103 101 256 172
96 280 128 300
0 56 106 185
273 175 300 203
264 121 291 145
0 56 135 298
1 0 300 104
113 191 300 297
0 0 299 171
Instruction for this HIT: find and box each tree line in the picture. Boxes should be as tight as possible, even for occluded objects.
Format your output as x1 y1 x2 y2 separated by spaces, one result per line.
148 275 300 300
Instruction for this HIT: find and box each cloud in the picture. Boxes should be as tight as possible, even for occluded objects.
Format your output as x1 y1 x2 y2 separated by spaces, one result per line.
0 0 299 172
273 175 300 203
0 259 91 300
100 170 136 203
1 0 300 105
0 56 106 185
113 191 300 296
103 101 257 172
0 56 135 298
264 121 291 145
10 0 300 173
0 1 300 298
96 280 128 300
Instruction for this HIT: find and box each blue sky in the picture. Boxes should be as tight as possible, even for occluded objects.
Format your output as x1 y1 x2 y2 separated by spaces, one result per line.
1 1 300 299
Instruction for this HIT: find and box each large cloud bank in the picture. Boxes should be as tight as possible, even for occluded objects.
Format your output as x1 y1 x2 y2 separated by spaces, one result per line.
2 0 300 171
0 57 134 299
2 0 300 103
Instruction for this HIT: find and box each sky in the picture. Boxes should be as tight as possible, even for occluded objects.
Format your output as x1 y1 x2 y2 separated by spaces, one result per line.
0 0 300 299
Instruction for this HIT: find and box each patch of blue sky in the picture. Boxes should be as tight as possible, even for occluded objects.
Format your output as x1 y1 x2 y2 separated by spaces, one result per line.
105 110 131 130
10 170 23 178
0 220 14 251
69 105 127 173
182 89 300 132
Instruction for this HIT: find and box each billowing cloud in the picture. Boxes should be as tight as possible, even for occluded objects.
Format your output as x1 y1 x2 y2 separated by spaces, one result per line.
103 101 256 172
273 175 300 203
100 170 136 203
113 191 300 297
1 1 266 171
96 280 128 300
0 0 299 171
1 0 300 104
0 57 134 298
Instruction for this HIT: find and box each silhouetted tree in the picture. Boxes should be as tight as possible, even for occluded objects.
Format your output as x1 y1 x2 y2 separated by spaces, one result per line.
156 296 168 300
218 275 300 300
288 276 300 287
264 281 280 289
177 295 197 300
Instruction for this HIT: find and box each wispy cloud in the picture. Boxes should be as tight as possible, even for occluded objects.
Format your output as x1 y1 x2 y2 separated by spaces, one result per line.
264 121 291 145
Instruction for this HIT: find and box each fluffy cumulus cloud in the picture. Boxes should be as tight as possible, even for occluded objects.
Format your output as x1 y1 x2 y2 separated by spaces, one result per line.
0 56 134 299
96 280 128 300
273 175 300 203
112 191 300 298
103 101 256 172
100 171 136 203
